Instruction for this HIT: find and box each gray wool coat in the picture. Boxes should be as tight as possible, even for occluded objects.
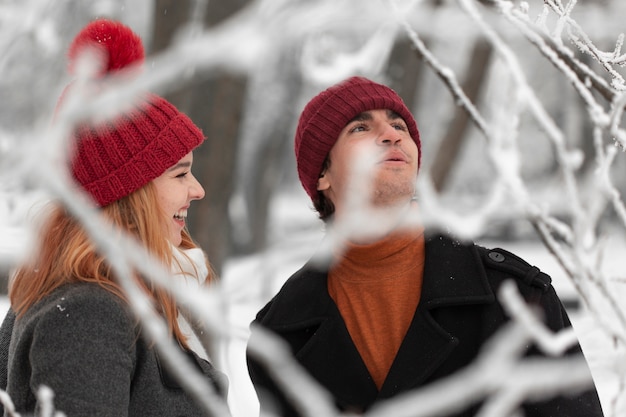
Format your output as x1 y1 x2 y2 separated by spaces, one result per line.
1 282 227 417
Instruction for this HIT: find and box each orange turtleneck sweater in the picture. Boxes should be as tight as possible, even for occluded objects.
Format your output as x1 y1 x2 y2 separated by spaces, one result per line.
327 229 425 389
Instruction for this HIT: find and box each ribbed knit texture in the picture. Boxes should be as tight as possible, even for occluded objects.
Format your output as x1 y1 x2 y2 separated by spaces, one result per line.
63 19 205 207
295 77 421 200
328 229 425 389
71 93 204 207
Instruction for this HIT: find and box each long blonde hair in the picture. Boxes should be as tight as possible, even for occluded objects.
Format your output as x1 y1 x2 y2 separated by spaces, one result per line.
10 182 214 349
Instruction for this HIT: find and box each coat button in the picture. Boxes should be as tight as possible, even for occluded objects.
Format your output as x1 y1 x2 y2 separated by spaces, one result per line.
488 251 505 262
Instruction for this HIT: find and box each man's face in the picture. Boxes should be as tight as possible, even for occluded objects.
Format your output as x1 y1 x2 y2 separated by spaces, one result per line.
317 109 419 215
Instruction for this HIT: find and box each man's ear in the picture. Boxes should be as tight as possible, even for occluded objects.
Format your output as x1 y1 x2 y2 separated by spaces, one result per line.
317 172 330 191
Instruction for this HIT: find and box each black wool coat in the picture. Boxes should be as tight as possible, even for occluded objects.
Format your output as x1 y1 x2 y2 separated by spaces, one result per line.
247 234 604 416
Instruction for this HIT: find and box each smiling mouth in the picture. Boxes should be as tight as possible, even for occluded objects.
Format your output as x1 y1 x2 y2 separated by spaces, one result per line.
173 210 187 222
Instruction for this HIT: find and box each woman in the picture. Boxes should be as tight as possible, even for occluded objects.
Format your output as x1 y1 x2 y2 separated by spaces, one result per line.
2 19 227 416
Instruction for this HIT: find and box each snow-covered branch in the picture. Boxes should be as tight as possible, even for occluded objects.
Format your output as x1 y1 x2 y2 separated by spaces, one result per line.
2 0 626 416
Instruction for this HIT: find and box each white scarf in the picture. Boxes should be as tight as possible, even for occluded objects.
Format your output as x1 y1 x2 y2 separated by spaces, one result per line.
171 246 210 361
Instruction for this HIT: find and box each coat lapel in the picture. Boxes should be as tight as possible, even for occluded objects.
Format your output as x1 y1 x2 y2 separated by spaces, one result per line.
258 264 379 408
380 234 495 397
261 234 495 409
295 301 379 409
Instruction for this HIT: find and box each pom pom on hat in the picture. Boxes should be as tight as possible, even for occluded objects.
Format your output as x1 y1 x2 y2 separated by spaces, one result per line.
68 19 144 76
294 76 421 201
65 19 205 207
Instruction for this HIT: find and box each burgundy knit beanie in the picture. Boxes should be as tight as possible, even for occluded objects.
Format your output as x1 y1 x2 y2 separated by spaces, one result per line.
294 76 421 201
64 19 204 207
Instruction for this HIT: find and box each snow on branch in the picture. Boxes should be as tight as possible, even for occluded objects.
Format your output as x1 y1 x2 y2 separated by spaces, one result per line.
35 385 64 417
383 0 626 413
366 317 593 417
247 326 339 417
2 0 626 415
3 44 234 415
32 155 231 417
0 389 19 417
246 280 594 417
498 280 578 356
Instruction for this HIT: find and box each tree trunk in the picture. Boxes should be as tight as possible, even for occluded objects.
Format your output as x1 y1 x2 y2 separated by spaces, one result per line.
429 39 493 192
387 36 424 110
188 75 246 274
150 0 249 277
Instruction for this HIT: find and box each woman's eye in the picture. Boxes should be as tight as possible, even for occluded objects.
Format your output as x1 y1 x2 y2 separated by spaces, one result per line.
176 172 189 179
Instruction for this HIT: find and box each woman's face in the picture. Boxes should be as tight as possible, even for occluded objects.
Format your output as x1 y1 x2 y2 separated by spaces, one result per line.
152 152 205 246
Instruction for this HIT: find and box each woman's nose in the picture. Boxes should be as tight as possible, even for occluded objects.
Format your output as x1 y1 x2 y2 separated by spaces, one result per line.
189 175 205 201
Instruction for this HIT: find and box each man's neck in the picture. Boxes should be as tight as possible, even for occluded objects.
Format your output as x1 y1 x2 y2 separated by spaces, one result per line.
333 199 420 245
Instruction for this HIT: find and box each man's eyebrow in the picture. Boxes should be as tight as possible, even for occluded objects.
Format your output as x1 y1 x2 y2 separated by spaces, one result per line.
167 161 192 172
386 109 403 120
347 110 405 124
347 111 373 124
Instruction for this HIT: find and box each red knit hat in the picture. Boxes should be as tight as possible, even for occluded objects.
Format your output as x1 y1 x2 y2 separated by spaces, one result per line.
64 19 204 207
294 76 421 201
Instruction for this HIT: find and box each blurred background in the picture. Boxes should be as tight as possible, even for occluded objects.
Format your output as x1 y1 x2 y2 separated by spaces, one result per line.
1 0 626 415
1 0 625 282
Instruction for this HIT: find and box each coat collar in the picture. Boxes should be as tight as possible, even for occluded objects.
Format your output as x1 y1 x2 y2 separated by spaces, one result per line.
263 234 494 328
260 233 495 410
420 234 495 308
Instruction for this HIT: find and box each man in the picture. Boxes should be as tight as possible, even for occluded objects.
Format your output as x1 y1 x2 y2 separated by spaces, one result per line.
247 76 603 416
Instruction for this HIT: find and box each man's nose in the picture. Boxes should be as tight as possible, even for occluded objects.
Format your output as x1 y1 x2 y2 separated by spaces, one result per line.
377 124 403 145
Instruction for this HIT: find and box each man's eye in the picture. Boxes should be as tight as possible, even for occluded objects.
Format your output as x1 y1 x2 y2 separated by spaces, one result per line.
393 123 407 131
350 124 367 133
176 172 189 178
